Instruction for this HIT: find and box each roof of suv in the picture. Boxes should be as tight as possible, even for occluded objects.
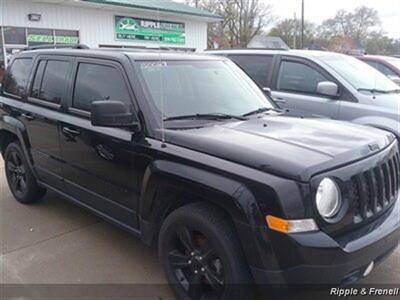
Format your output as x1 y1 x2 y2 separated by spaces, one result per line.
206 49 340 59
19 48 225 61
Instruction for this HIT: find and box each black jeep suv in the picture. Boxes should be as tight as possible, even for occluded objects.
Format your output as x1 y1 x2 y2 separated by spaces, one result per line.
0 47 399 300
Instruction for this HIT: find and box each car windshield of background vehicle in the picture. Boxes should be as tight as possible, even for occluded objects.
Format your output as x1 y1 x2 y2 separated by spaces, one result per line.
137 60 274 121
320 54 399 92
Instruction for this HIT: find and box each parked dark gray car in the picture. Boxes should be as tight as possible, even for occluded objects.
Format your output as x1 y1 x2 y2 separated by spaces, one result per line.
208 50 400 138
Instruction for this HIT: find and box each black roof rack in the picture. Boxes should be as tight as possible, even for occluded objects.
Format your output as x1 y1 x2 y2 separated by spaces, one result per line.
23 44 90 51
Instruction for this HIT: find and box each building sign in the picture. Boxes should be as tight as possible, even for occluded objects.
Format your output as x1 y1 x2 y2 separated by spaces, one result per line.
27 29 79 46
28 34 54 44
115 16 185 45
55 36 79 44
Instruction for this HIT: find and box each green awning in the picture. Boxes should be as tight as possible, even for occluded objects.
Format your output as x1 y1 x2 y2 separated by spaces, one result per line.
80 0 222 21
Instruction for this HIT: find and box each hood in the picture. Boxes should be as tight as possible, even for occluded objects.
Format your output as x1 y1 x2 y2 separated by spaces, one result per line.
164 116 395 182
358 92 400 109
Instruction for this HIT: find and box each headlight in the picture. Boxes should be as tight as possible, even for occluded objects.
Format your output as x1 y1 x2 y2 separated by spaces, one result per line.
316 178 342 219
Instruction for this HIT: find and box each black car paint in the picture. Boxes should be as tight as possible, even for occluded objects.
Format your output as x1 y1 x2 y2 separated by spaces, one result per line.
0 49 399 288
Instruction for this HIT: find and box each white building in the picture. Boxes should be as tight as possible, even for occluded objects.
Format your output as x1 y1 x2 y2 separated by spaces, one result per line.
0 0 221 79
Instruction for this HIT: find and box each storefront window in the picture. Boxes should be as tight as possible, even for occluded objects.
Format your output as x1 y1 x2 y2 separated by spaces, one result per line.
27 28 54 46
3 27 27 45
55 30 79 44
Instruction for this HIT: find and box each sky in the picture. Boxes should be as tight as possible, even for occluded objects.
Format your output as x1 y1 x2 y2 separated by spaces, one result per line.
175 0 400 38
263 0 400 38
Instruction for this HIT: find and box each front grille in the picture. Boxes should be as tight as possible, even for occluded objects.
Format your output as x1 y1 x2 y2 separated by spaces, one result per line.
349 150 400 224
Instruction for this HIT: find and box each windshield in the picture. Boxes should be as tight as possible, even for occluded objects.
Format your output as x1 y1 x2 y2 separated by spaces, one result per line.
319 54 399 92
136 60 274 121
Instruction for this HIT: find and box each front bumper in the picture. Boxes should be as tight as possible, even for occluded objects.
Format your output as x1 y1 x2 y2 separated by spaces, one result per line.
250 197 400 286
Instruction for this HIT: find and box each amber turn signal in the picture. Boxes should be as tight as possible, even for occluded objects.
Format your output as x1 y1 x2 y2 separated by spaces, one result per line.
266 215 318 234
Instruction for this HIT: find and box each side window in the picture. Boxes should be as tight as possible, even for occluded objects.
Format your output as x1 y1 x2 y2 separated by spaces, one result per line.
365 61 378 70
277 61 328 94
376 63 397 77
38 60 70 104
229 55 273 87
73 62 131 112
30 60 46 99
4 58 33 98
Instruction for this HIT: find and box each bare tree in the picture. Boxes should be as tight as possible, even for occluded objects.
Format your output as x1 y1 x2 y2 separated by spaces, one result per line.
186 0 273 48
319 6 381 43
269 19 317 49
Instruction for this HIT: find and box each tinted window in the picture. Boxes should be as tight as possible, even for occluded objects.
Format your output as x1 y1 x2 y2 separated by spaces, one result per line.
4 58 33 97
38 60 70 104
4 27 26 45
30 60 46 99
229 55 273 87
277 61 328 94
73 63 131 112
374 62 397 77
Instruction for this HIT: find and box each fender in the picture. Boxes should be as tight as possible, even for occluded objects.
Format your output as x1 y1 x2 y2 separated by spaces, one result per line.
351 115 400 138
138 159 274 269
0 114 37 177
139 160 264 227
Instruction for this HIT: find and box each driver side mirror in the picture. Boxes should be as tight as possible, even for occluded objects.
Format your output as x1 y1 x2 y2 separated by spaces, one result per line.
316 81 339 98
91 100 139 129
262 87 272 97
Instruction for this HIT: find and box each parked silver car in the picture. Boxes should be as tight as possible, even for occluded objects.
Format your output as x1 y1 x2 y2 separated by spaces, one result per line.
208 50 400 138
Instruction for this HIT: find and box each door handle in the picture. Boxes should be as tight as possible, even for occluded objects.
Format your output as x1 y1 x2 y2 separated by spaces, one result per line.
21 113 35 121
62 127 81 136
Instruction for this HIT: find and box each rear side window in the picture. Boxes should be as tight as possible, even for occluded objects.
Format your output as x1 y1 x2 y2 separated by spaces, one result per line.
229 55 273 87
73 63 131 112
39 60 70 104
277 61 328 94
30 60 70 105
4 58 33 98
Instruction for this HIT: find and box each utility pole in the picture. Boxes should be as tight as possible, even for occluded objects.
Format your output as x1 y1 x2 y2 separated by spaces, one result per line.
301 0 305 49
194 0 199 8
293 13 297 49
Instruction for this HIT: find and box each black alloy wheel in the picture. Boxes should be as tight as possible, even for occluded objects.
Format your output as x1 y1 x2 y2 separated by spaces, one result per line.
4 142 46 203
167 224 225 299
159 203 254 300
6 149 28 197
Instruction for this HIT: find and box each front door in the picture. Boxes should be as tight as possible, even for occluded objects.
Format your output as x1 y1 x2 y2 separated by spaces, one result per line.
59 58 142 228
271 58 341 119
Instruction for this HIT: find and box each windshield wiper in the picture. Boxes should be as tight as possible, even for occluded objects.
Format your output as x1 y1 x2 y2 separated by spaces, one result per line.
164 113 248 122
242 107 282 117
357 88 390 94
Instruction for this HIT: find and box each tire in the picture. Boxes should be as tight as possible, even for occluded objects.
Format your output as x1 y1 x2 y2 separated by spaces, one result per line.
4 142 46 204
158 202 255 300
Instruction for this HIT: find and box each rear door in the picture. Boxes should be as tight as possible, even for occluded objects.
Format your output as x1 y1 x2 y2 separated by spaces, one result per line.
59 57 142 228
8 56 72 190
271 57 341 118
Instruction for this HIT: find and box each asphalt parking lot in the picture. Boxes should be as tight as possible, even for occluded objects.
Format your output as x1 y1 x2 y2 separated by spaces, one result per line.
0 157 399 299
